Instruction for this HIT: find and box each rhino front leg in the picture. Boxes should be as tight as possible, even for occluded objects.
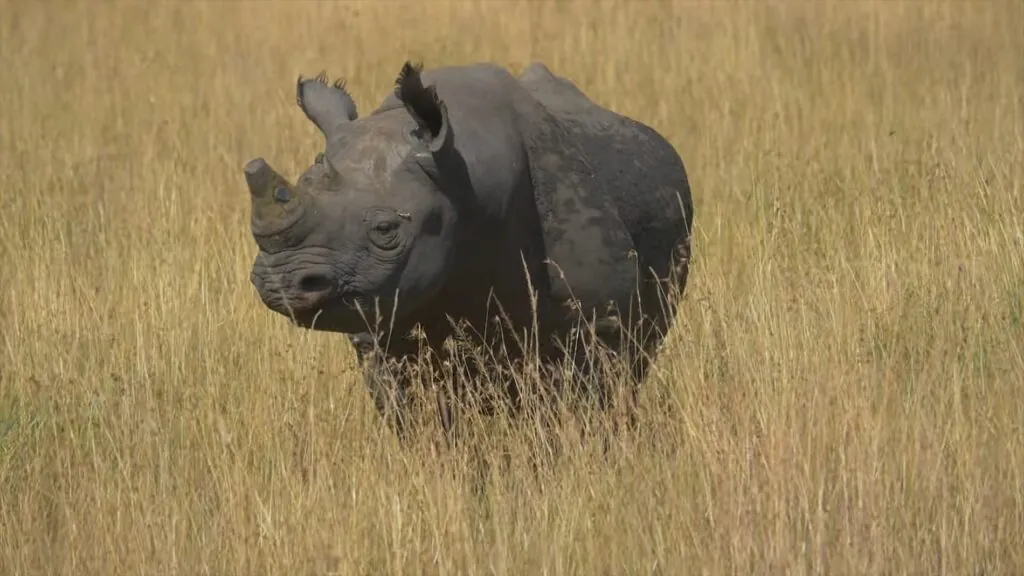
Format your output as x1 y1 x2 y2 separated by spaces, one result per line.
348 333 413 439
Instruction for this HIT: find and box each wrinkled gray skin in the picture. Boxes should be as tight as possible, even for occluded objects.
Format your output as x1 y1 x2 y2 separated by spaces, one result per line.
245 61 694 436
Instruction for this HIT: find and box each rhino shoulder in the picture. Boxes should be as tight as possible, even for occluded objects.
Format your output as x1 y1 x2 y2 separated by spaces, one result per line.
516 62 598 117
512 63 692 325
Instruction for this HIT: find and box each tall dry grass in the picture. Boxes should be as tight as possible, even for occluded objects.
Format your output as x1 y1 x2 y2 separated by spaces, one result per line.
1 0 1022 573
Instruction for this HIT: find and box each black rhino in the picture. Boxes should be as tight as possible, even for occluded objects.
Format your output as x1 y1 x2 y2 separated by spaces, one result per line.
244 61 694 434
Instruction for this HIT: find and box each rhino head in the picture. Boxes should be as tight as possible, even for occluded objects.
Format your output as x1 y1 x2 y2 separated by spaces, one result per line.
245 62 461 335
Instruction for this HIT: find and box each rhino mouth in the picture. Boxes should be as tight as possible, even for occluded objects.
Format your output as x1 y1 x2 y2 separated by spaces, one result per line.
286 293 399 334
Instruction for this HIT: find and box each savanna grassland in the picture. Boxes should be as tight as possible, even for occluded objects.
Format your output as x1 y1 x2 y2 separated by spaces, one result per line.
1 1 1022 574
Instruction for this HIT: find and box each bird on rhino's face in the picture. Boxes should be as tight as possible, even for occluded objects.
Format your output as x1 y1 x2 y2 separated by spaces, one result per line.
245 63 461 335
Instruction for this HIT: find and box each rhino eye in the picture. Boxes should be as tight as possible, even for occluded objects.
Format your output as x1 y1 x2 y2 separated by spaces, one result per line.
315 152 324 164
369 217 402 251
273 186 290 203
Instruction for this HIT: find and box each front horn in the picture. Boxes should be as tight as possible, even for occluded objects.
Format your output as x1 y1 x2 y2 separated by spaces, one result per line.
244 157 304 236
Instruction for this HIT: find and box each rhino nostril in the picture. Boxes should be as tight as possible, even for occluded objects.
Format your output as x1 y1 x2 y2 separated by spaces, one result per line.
298 273 333 293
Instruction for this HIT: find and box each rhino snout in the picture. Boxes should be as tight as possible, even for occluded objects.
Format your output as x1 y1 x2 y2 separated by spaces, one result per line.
296 270 334 295
253 265 338 315
282 266 336 310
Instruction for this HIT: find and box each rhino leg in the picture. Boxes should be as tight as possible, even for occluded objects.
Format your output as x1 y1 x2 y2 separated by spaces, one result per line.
350 331 475 444
583 300 667 433
348 333 414 438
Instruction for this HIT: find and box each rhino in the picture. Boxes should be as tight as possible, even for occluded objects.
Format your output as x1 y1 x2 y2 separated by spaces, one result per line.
244 60 694 435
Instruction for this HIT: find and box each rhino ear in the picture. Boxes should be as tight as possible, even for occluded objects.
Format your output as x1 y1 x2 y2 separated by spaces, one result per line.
296 72 358 143
394 61 452 155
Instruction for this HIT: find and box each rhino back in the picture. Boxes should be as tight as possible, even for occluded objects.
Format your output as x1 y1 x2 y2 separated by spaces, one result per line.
518 63 693 274
515 63 694 322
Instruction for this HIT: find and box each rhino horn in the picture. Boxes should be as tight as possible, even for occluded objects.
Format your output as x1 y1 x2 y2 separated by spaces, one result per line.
296 72 358 144
244 157 280 198
244 157 302 235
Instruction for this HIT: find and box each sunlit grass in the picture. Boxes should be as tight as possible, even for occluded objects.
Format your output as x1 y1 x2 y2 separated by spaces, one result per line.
1 1 1022 573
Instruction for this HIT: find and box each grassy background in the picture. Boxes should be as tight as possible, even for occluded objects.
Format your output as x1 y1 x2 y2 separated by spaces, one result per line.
2 0 1022 573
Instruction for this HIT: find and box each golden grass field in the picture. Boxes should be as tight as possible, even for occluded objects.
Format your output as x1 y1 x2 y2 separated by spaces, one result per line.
2 0 1023 573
